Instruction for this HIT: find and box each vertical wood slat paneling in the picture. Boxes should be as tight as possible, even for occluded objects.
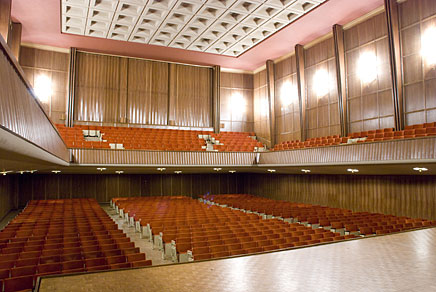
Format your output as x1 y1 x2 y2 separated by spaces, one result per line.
0 175 15 220
254 69 271 146
243 173 436 220
0 43 69 161
15 173 244 205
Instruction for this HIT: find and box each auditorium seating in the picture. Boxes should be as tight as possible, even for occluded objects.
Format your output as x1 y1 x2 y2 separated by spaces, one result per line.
272 122 436 151
202 194 436 237
112 196 355 263
0 199 151 292
56 124 263 152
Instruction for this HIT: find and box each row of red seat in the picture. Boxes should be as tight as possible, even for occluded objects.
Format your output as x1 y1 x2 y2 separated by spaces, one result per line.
0 199 151 292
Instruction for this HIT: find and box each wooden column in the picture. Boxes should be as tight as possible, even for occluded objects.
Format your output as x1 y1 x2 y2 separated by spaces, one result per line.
7 22 21 61
168 63 177 126
212 65 221 133
0 0 11 43
385 0 404 131
333 24 348 137
67 48 77 127
295 44 307 142
118 58 128 123
266 60 276 147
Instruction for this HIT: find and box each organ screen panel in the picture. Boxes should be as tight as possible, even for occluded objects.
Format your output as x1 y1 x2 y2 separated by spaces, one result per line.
399 0 436 126
220 72 254 133
344 11 395 133
253 69 271 146
304 37 341 139
169 64 212 128
74 52 121 123
274 55 301 144
127 59 169 125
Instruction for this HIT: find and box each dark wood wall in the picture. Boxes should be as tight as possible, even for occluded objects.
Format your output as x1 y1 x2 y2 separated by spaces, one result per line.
220 72 254 132
19 46 69 125
243 173 436 220
15 173 244 207
0 175 16 220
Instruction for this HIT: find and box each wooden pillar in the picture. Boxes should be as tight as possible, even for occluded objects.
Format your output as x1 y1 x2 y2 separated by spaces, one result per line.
67 48 77 127
266 60 276 147
333 24 348 137
212 65 221 133
118 58 128 123
295 44 307 142
0 0 11 43
7 22 21 61
168 63 177 126
385 0 404 130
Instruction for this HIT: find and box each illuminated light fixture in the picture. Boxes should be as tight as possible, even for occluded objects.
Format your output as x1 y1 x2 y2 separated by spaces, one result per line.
213 168 222 171
413 167 428 173
0 171 12 176
313 68 331 98
157 168 166 172
347 168 359 174
267 169 276 173
34 75 53 103
29 170 37 174
18 171 25 174
97 167 106 171
52 170 61 174
421 26 436 66
280 82 298 106
230 93 246 114
301 169 311 173
115 171 124 174
357 51 378 84
174 170 182 174
229 170 236 173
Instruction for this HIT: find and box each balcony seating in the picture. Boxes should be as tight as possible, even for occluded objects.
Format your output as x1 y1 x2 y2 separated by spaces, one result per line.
0 199 151 292
210 132 263 152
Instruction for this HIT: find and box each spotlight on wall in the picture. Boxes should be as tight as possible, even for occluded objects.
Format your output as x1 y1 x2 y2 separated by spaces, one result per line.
229 170 236 173
301 169 311 173
267 169 276 173
313 68 331 98
421 26 436 66
413 167 428 173
357 51 378 84
174 171 182 174
115 171 124 174
157 168 166 172
34 75 53 103
213 168 222 171
347 168 359 174
52 170 61 174
230 93 246 114
280 82 298 106
97 167 106 171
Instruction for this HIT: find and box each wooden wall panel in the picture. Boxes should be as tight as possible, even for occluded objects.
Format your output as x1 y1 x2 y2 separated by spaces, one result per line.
219 72 254 132
127 59 168 125
345 12 395 133
0 175 16 221
16 173 245 206
304 37 341 138
243 173 436 220
399 0 436 125
0 0 11 43
274 55 301 144
253 69 271 146
19 46 69 125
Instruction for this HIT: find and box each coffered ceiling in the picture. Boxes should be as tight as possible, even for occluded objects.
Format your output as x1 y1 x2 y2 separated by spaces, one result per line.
61 0 325 57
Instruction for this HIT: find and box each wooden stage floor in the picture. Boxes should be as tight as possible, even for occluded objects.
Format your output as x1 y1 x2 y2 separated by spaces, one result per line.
37 227 436 292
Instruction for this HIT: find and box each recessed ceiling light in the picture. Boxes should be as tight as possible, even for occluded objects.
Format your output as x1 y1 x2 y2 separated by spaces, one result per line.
115 171 124 174
97 167 107 171
347 168 359 173
301 169 311 173
413 167 428 173
267 169 276 173
229 170 236 173
174 170 182 174
213 168 222 171
52 170 61 174
157 168 166 172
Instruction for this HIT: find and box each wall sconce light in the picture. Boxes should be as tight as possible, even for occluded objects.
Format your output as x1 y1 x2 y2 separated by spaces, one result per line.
230 93 246 115
34 75 53 103
281 82 298 106
52 170 61 174
229 170 236 173
421 26 436 66
115 171 124 174
347 168 359 174
267 169 276 173
157 168 166 172
213 168 222 171
301 169 311 173
97 167 106 171
174 171 182 174
313 69 330 98
357 51 378 84
413 167 428 173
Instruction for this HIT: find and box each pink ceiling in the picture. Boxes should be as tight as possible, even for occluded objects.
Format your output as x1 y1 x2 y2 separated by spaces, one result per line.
11 0 383 71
